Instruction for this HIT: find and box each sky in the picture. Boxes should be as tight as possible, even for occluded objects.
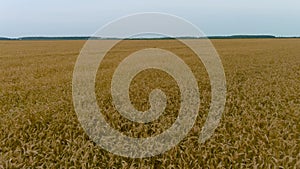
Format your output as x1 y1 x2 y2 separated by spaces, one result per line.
1 0 300 37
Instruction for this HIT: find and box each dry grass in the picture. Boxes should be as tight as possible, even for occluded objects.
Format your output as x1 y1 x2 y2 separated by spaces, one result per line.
0 39 299 168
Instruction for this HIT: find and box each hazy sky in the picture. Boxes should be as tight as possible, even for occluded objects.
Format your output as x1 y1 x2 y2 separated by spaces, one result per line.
1 0 299 37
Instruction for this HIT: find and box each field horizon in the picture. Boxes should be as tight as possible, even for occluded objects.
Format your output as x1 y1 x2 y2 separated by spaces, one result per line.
1 34 300 41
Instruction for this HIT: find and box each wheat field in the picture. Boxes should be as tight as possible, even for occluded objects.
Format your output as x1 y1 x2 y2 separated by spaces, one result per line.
0 39 299 168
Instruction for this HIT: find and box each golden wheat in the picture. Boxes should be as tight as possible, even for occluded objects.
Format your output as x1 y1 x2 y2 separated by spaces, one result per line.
0 39 299 168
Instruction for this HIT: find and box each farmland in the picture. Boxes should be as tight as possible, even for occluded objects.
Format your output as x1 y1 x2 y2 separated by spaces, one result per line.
0 39 299 168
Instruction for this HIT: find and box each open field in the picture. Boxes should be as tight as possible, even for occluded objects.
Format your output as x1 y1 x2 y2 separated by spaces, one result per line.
0 39 299 168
